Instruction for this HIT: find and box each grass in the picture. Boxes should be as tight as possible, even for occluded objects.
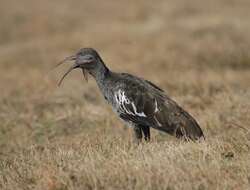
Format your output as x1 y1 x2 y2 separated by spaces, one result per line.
0 0 250 189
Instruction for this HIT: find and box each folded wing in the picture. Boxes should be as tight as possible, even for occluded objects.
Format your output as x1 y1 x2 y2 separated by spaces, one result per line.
114 74 204 140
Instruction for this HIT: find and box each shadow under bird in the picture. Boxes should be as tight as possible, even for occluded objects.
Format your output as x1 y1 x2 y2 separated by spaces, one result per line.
56 48 204 142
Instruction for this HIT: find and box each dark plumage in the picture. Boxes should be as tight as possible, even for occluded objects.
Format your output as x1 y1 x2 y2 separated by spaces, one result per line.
57 48 205 142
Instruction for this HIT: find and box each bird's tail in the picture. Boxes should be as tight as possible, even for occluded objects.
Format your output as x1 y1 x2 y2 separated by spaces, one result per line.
176 112 205 141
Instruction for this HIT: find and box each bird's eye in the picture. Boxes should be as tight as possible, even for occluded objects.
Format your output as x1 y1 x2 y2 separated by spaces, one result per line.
88 56 94 60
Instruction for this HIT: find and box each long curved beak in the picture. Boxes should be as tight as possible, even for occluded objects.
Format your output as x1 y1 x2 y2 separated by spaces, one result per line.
58 63 79 86
56 54 90 86
54 55 77 69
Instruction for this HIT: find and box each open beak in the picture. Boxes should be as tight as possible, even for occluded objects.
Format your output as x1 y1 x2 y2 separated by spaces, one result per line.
56 54 90 86
58 62 80 86
56 54 91 86
55 55 78 86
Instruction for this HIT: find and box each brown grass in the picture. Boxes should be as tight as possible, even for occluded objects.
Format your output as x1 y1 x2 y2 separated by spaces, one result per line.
0 0 250 189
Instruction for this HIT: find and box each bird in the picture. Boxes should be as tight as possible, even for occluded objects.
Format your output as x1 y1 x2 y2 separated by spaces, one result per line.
56 48 205 143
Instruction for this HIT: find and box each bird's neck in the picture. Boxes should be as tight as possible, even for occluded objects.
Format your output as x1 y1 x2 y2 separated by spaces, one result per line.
89 62 110 85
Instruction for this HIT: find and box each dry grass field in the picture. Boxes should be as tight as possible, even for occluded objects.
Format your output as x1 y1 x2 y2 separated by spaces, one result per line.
1 0 250 189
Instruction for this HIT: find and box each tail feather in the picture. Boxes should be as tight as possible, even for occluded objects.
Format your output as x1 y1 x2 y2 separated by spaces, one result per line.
176 111 205 141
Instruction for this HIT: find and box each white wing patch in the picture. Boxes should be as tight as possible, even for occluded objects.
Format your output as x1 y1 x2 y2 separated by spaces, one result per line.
153 99 162 126
154 99 159 113
154 116 162 127
115 89 146 117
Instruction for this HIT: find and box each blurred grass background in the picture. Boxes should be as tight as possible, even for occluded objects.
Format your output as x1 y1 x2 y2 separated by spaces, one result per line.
0 0 250 189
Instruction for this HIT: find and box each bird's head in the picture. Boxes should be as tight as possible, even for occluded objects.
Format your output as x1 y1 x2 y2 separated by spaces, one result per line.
56 48 107 86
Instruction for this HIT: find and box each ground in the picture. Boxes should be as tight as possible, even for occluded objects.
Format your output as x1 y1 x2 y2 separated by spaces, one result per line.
0 0 250 189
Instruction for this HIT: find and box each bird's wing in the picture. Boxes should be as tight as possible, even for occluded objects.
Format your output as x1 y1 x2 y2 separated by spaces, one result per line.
114 86 158 127
114 83 174 129
114 75 204 140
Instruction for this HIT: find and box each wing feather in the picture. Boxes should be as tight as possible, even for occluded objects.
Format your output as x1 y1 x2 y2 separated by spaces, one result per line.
114 73 204 140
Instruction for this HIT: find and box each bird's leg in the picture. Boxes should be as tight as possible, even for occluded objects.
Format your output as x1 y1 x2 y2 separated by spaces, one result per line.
133 125 142 144
141 125 150 141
